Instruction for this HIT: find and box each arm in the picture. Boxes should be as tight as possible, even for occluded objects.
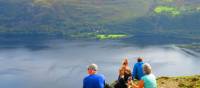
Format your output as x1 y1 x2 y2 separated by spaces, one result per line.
83 79 86 88
133 80 144 88
138 80 144 88
132 64 137 79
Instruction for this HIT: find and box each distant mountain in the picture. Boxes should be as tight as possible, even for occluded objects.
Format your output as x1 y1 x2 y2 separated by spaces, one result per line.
0 0 199 45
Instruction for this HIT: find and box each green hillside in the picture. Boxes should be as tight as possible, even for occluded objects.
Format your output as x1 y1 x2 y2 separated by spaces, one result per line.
0 0 199 43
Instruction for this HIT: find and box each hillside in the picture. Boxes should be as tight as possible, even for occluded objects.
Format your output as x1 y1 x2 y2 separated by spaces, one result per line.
157 75 200 88
0 0 200 45
110 75 200 88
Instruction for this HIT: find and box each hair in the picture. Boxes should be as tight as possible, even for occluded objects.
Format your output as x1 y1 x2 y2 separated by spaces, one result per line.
137 57 143 62
119 66 125 76
88 63 98 71
119 59 131 76
143 63 152 75
122 58 128 66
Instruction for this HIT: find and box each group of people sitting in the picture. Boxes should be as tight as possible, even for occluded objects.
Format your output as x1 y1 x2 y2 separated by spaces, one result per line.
83 57 157 88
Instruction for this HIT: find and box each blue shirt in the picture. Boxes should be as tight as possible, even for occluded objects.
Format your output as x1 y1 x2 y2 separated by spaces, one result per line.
141 74 157 88
83 74 105 88
132 62 144 80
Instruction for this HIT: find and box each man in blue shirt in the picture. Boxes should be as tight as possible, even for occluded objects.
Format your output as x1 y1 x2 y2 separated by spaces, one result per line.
132 57 145 80
83 64 105 88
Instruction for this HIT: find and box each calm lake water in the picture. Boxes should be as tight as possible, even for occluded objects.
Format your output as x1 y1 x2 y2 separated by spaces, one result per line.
0 40 199 88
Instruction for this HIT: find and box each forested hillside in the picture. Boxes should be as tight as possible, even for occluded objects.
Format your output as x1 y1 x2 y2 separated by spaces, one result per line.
0 0 199 44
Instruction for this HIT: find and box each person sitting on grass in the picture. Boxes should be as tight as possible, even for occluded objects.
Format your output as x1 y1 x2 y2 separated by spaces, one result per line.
132 57 145 80
132 63 157 88
83 64 105 88
114 58 132 88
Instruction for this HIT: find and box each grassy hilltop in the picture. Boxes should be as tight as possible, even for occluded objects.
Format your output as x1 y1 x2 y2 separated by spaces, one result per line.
157 75 200 88
110 75 200 88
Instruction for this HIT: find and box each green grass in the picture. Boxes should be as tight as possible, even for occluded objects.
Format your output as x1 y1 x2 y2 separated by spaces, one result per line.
110 75 200 88
96 34 128 40
154 6 180 16
157 75 200 88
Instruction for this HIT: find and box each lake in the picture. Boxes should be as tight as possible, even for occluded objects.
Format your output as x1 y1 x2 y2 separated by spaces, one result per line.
0 40 199 88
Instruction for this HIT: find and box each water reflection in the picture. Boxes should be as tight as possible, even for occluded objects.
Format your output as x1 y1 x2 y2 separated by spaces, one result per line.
0 41 199 88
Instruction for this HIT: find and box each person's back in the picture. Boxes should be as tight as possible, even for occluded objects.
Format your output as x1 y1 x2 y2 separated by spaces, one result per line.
131 63 157 88
141 73 157 88
114 58 131 88
83 64 105 88
132 57 145 80
130 63 157 88
83 74 105 88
